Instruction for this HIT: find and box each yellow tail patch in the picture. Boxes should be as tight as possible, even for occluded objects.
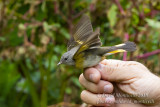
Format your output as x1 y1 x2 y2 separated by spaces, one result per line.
104 49 126 56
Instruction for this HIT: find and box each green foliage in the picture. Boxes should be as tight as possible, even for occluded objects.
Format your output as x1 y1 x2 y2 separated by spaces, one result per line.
145 18 160 29
0 0 160 107
107 4 118 27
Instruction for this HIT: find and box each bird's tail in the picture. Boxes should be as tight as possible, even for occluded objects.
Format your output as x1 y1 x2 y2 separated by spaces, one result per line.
103 41 136 56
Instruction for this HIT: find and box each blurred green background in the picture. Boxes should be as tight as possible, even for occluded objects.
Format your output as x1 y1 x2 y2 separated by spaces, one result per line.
0 0 160 107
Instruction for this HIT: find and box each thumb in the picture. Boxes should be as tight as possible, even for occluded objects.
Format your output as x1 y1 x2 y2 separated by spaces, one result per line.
94 59 149 82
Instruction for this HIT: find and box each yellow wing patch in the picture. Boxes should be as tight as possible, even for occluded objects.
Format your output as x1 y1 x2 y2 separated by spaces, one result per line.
109 49 126 54
74 44 89 59
76 40 83 44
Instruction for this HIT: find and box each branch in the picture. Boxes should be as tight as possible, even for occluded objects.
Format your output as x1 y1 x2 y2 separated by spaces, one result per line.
67 0 74 35
114 0 125 15
54 1 67 22
136 49 160 59
53 1 58 14
131 0 144 19
89 3 96 12
0 0 6 34
73 9 88 19
147 9 159 18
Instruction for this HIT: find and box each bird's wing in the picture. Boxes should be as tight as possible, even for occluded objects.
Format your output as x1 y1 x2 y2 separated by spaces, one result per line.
73 27 102 59
67 15 93 51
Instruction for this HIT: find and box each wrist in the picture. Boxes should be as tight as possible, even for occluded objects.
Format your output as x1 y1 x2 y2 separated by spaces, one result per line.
138 72 160 106
155 76 160 105
150 73 160 106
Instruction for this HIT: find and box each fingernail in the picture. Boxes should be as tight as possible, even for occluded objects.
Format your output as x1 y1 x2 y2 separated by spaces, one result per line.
104 85 112 93
89 74 95 81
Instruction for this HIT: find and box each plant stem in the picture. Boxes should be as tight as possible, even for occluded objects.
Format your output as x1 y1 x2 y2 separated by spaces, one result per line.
21 63 40 107
114 0 125 15
137 49 160 59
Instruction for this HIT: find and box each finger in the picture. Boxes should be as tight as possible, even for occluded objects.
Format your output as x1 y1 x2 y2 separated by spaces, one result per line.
95 59 148 82
81 90 115 106
83 67 101 83
79 74 113 94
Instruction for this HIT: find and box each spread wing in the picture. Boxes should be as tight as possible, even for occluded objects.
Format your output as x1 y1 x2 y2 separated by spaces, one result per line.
73 27 102 59
67 15 93 51
67 15 102 60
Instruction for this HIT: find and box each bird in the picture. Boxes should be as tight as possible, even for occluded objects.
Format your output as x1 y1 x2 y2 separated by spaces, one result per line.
57 15 136 69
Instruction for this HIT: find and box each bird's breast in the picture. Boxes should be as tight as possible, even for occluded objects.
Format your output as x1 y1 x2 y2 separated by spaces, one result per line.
83 54 102 68
75 52 102 68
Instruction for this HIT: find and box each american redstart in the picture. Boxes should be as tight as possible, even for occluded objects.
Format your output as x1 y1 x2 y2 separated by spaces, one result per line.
58 15 136 68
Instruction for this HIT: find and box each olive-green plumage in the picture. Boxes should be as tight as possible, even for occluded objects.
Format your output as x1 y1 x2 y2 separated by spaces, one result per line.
58 15 136 68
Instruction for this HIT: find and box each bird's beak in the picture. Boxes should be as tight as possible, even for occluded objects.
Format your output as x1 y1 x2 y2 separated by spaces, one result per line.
57 61 62 66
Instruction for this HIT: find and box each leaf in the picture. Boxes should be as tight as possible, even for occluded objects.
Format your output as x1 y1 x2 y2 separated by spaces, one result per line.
41 1 46 12
0 37 6 42
132 13 139 26
65 87 72 94
16 78 29 93
7 28 24 47
60 28 70 39
145 18 160 29
43 22 51 33
54 45 63 54
19 23 26 30
144 8 151 13
0 62 20 97
43 22 53 36
71 77 81 88
107 5 118 27
35 7 46 21
53 23 61 28
26 58 33 70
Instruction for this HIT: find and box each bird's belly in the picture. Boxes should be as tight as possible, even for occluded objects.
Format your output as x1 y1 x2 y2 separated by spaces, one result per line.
83 55 102 68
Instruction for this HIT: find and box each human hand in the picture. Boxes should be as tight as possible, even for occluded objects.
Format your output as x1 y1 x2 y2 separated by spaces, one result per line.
79 59 160 107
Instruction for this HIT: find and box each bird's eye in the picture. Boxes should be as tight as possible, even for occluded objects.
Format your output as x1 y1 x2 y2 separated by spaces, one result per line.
64 58 68 60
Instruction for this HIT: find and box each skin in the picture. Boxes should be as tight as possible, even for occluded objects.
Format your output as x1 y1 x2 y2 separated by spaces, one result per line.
79 59 160 107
